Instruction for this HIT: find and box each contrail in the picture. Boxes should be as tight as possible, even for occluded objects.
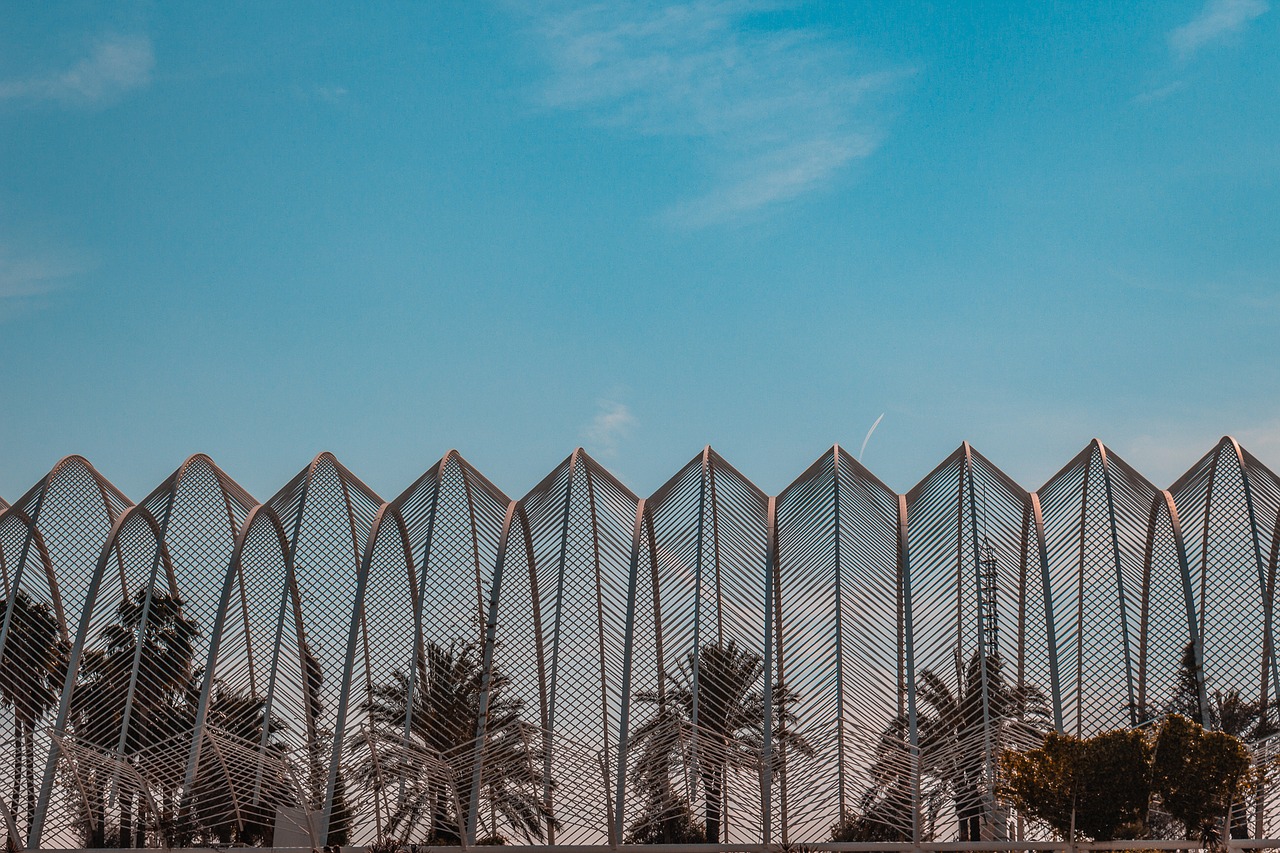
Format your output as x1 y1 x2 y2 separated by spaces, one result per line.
859 412 885 462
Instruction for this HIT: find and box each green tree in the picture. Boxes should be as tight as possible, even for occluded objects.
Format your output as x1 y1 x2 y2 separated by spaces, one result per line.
351 640 553 844
627 641 812 844
0 591 68 837
1152 714 1253 843
1001 729 1151 841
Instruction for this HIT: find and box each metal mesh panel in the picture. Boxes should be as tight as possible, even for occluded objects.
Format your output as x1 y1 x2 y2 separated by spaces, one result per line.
0 507 68 848
1170 440 1277 728
334 505 414 846
353 452 511 846
0 440 1279 848
1038 442 1155 736
266 454 382 845
775 447 905 842
183 505 304 845
904 445 1046 843
39 507 179 848
520 451 638 845
1138 493 1198 725
628 449 770 845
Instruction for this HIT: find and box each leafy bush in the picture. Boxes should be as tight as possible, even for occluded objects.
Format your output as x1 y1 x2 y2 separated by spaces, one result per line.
1002 716 1249 842
1152 714 1252 842
1002 729 1150 840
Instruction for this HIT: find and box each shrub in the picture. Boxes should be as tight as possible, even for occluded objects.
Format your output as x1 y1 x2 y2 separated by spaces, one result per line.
1002 730 1149 840
1152 714 1253 842
1003 716 1252 843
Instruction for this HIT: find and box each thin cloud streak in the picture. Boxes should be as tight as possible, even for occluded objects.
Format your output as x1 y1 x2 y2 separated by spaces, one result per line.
0 244 87 321
1168 0 1269 58
0 34 153 106
523 1 910 224
1132 79 1188 104
583 400 636 457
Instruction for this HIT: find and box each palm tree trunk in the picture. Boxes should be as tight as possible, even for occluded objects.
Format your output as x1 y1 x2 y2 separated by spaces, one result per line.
119 790 133 848
703 766 722 843
134 798 146 848
23 723 36 835
88 777 105 848
12 720 22 835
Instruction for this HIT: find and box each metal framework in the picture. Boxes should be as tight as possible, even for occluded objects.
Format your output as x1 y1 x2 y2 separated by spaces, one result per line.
2 439 1279 849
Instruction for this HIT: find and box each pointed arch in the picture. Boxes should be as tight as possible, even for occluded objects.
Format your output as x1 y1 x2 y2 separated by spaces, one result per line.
773 446 905 841
0 503 67 847
901 443 1037 843
346 450 511 846
1035 440 1156 734
179 503 309 845
517 449 639 845
30 502 178 848
1168 438 1279 727
637 447 771 845
5 457 130 648
265 453 382 844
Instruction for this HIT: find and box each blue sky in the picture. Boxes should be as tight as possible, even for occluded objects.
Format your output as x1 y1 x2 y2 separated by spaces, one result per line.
1 1 1277 502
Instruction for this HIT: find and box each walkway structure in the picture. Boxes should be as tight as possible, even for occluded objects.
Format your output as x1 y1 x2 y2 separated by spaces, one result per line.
0 439 1278 849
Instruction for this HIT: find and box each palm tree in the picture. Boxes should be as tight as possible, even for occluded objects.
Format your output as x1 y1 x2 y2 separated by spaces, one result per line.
70 590 199 847
0 591 68 837
351 639 553 844
181 681 293 845
914 651 1049 841
838 713 946 841
624 701 704 844
628 640 812 844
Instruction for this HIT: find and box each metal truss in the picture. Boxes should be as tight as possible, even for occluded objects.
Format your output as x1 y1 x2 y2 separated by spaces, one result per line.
2 439 1280 849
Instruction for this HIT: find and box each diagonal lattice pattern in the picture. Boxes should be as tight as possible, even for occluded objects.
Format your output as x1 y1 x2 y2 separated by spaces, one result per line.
2 437 1280 848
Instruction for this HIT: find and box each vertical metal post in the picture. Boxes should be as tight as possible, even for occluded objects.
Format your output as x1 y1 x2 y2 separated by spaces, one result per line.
963 447 996 840
761 496 777 844
689 452 709 815
466 500 518 843
612 499 646 845
582 463 617 847
1164 490 1211 726
832 449 849 818
1030 493 1066 733
897 494 921 847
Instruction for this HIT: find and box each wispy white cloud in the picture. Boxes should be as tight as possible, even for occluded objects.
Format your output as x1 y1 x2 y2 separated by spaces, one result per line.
519 1 910 225
314 84 349 104
1169 0 1269 58
583 399 636 456
1121 419 1280 487
0 244 87 320
0 34 153 107
1132 79 1188 104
